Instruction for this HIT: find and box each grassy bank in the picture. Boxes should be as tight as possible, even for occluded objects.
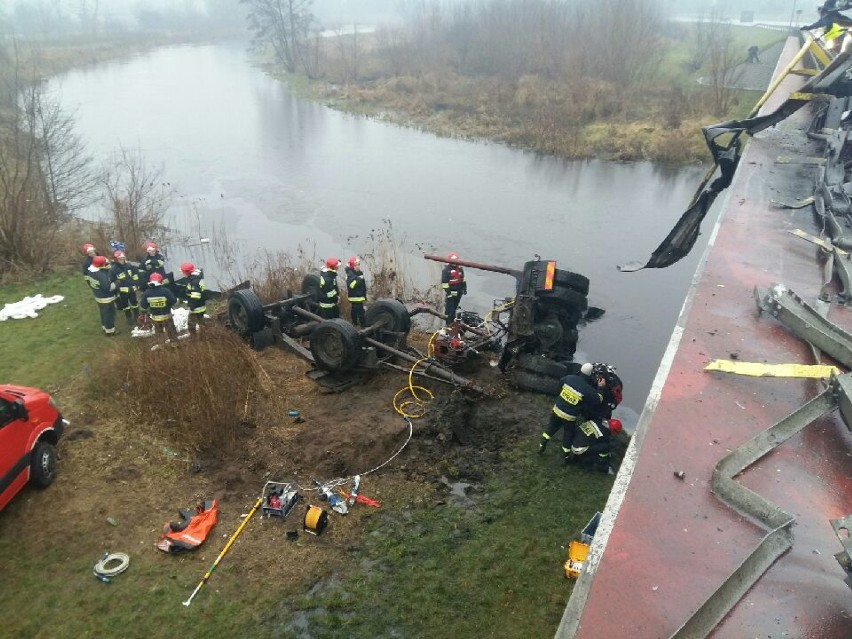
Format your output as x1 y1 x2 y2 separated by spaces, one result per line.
1 271 615 637
0 271 119 389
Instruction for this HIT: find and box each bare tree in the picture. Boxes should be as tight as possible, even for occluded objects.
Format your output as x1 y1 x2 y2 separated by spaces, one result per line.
241 0 321 77
693 9 745 116
101 147 174 260
0 40 97 276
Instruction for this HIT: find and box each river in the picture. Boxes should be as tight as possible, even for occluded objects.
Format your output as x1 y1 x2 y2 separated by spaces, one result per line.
50 39 719 425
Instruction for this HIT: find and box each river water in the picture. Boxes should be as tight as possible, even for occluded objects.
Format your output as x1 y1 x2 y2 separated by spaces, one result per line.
50 40 719 424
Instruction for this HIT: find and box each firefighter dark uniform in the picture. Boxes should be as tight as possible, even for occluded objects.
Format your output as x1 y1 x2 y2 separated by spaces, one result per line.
345 257 367 327
109 251 141 327
85 256 118 335
178 262 207 333
441 254 466 324
538 363 604 464
318 259 341 319
569 363 624 471
141 241 171 290
140 273 178 342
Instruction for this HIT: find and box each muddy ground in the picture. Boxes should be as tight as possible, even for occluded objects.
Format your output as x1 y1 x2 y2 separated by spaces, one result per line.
4 340 556 623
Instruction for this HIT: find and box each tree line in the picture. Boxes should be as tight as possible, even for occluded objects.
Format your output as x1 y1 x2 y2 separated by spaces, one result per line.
0 41 172 280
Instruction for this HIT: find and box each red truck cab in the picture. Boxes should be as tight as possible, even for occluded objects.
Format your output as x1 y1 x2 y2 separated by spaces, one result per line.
0 384 67 511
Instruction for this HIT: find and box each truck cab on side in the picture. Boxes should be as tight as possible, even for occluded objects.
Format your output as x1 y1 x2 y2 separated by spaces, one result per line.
0 385 67 511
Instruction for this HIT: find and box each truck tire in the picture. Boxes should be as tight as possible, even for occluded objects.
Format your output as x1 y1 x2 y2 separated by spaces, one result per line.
365 299 411 334
533 312 564 349
29 441 56 488
515 353 568 379
228 289 265 334
301 274 322 302
553 269 590 296
537 287 588 312
511 370 562 396
311 319 362 372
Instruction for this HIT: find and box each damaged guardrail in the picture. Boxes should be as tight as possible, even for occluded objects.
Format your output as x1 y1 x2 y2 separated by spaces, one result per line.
670 282 852 637
754 283 852 371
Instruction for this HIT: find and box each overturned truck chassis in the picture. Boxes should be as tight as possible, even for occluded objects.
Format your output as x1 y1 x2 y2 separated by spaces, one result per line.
225 289 487 394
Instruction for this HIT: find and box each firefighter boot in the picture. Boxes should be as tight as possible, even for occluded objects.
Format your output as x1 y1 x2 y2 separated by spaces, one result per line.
563 452 577 467
537 438 548 455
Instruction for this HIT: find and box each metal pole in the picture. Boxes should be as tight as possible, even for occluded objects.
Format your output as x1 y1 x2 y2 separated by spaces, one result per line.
182 496 263 607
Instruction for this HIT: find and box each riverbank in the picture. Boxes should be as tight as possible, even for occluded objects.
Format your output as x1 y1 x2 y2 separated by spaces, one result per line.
278 23 787 166
0 270 621 637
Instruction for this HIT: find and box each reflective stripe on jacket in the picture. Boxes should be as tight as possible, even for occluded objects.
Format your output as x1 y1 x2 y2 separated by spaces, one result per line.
85 268 116 303
319 267 339 308
345 266 367 303
141 285 177 320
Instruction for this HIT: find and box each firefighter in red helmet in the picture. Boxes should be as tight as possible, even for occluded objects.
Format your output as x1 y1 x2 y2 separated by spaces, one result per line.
441 252 466 324
141 241 171 290
345 256 367 327
538 362 605 466
84 254 118 335
177 261 207 333
81 243 98 277
140 272 178 343
318 257 341 319
566 363 623 473
109 250 141 327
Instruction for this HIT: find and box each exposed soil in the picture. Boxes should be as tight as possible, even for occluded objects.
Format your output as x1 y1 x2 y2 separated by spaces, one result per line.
7 339 551 612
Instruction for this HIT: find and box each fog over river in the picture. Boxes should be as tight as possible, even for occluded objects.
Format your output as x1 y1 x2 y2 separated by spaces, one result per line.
51 40 721 423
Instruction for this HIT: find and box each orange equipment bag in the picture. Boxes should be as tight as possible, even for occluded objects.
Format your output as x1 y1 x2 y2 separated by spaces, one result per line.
156 500 219 553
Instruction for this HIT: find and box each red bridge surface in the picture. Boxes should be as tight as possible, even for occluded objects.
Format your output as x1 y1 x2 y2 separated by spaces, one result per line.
558 37 852 639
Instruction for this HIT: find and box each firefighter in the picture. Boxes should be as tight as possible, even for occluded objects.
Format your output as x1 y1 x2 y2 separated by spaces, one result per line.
141 241 171 290
568 418 622 474
537 363 605 465
178 261 207 333
345 256 367 327
81 243 98 276
140 272 178 342
318 257 341 319
567 362 624 472
85 255 118 336
802 6 852 51
109 250 141 327
441 253 466 324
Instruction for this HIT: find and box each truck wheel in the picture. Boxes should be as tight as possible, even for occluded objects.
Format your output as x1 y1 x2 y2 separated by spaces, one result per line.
29 441 56 488
537 287 588 312
365 299 411 334
515 353 568 379
533 312 563 349
311 319 362 372
301 274 322 302
511 370 562 396
228 290 265 334
553 269 590 296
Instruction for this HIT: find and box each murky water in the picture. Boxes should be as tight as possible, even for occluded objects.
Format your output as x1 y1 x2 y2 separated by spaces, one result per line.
50 40 720 422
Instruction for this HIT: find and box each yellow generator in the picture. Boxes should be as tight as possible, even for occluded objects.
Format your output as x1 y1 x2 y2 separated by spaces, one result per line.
564 512 601 579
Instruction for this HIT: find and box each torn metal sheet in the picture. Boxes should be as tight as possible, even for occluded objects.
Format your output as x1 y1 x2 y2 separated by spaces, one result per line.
620 48 852 272
772 196 816 209
704 359 840 377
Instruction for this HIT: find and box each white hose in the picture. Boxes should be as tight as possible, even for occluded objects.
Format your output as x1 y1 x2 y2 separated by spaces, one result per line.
93 552 130 582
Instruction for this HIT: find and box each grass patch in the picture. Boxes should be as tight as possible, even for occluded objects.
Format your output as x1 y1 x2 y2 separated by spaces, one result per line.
0 270 116 389
300 445 611 638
